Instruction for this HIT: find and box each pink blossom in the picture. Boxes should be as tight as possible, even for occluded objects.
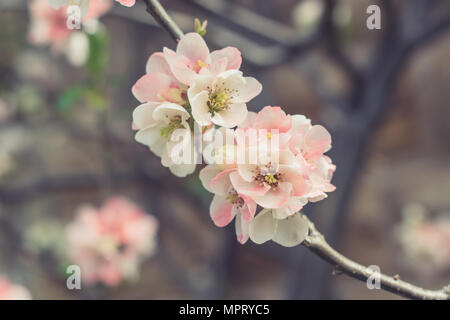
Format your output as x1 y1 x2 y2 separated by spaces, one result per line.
28 0 112 51
131 33 250 175
200 165 256 244
188 70 262 128
115 0 136 7
164 32 242 85
201 106 336 246
66 196 158 287
397 206 450 272
0 277 31 300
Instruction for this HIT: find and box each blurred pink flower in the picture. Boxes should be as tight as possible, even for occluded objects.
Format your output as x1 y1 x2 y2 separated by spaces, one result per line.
0 277 31 300
66 196 158 287
397 206 450 273
28 0 112 51
115 0 136 7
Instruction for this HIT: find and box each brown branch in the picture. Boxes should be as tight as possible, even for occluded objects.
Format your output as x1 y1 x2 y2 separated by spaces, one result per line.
301 215 450 300
141 0 184 42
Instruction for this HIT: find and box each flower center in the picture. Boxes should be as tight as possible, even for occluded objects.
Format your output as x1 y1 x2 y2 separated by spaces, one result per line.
254 164 282 189
207 91 230 115
226 190 245 208
160 115 184 138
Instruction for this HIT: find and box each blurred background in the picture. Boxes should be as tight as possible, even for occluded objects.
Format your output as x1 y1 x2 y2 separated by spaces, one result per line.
0 0 449 299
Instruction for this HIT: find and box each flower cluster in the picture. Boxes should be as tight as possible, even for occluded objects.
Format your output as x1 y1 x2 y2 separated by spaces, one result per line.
132 31 335 247
65 196 159 286
132 32 262 176
28 0 112 65
0 277 31 300
200 106 335 246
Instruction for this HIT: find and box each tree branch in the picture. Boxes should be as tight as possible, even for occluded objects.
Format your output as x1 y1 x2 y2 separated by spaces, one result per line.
301 215 450 300
139 0 450 300
141 0 184 42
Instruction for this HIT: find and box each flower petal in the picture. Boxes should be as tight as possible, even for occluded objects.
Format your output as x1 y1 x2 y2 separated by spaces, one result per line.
211 47 242 70
235 213 250 244
272 213 309 247
229 171 270 198
253 182 292 208
212 102 248 128
233 77 262 103
249 209 277 244
131 72 172 103
210 195 236 227
209 169 235 196
304 125 332 160
176 32 210 65
254 106 292 133
191 91 212 126
145 52 172 76
199 165 222 194
132 102 159 129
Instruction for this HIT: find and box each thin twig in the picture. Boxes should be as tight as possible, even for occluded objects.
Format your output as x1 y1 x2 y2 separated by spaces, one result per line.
141 0 184 42
301 215 450 300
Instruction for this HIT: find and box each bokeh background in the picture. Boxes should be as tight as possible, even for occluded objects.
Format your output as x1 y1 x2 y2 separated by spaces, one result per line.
0 0 449 299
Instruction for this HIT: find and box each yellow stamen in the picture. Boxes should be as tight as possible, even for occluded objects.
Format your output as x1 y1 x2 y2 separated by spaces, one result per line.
197 60 206 68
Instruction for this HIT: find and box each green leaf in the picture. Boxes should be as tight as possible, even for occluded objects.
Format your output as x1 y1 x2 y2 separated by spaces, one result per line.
86 89 107 112
194 18 207 36
57 85 86 112
86 30 109 78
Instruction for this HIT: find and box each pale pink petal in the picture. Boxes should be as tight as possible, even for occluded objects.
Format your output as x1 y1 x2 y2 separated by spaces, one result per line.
273 197 307 219
145 52 172 76
115 0 136 7
210 195 236 227
212 102 248 128
210 47 242 70
229 171 270 198
131 72 172 103
238 111 258 129
191 91 212 126
253 182 292 209
272 213 309 247
176 32 210 64
279 166 311 197
249 209 277 244
199 165 222 194
164 47 197 85
235 213 250 244
290 114 311 135
209 169 235 196
135 123 164 148
237 163 258 182
132 102 159 129
239 194 257 221
304 125 332 160
254 106 292 133
152 103 190 122
232 77 262 103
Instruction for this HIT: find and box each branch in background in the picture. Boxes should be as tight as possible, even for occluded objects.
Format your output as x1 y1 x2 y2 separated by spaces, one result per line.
141 0 184 42
139 0 450 300
301 215 450 300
